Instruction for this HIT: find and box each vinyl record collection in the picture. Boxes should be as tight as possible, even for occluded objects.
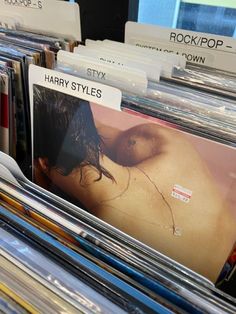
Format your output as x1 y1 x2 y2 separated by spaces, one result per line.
0 1 236 313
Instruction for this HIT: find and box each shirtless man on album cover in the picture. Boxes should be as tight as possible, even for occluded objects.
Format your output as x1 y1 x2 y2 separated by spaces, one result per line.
33 85 236 282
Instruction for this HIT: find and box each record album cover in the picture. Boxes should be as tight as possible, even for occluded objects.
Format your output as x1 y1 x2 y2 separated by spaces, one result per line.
0 72 9 154
30 68 236 283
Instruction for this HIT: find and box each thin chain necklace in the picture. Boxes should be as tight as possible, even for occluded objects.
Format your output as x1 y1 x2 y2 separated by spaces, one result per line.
135 167 181 236
90 166 182 237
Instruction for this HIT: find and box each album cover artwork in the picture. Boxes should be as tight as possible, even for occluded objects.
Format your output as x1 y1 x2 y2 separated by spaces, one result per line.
0 72 9 154
0 223 124 314
0 256 78 314
32 83 236 283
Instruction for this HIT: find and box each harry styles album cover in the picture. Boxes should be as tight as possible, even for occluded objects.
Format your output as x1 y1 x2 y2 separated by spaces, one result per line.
30 68 236 284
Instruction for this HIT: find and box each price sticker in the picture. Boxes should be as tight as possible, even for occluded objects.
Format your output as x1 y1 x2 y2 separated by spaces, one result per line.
171 184 193 204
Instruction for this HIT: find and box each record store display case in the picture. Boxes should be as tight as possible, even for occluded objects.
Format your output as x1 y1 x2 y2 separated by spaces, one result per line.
0 1 236 313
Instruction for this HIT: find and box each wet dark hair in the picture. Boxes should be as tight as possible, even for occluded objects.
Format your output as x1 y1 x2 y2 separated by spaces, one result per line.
33 84 113 181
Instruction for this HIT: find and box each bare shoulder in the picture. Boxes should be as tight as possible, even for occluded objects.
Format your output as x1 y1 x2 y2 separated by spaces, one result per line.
117 123 176 139
114 123 192 166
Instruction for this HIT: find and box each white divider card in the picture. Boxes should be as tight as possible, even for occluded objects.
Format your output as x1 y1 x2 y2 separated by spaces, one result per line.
0 0 81 41
29 65 122 114
102 39 186 68
85 39 184 78
57 50 148 95
125 21 236 73
74 45 161 82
